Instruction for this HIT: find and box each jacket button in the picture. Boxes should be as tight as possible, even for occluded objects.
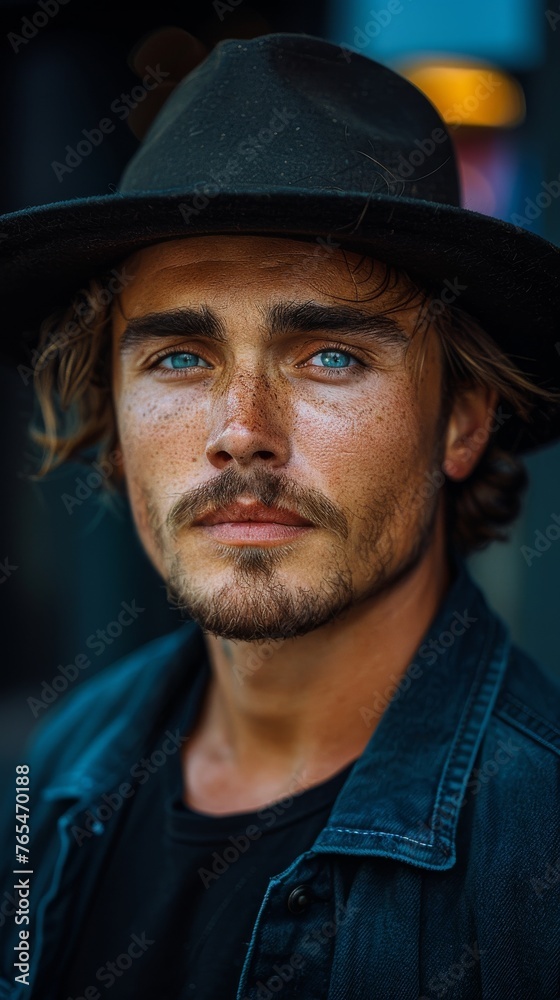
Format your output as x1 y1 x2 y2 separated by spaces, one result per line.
287 885 312 914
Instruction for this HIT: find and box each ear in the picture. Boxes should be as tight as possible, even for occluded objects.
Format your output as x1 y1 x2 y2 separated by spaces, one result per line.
442 385 500 481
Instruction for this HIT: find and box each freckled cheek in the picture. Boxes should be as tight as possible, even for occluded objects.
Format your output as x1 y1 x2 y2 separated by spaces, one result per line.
295 388 424 483
116 390 208 475
115 392 208 570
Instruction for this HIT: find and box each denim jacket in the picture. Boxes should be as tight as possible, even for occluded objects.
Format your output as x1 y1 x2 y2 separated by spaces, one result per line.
1 551 559 999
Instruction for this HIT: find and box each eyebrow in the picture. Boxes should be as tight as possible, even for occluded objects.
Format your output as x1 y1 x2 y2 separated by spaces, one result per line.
117 301 410 356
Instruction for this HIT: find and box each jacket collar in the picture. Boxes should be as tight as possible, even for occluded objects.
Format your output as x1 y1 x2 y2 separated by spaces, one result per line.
40 622 209 801
313 548 511 869
43 549 510 871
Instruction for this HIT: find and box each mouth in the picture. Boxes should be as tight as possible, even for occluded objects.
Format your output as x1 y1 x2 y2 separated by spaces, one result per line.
192 500 314 544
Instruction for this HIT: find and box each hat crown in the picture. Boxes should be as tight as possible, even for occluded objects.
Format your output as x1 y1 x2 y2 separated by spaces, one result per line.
119 32 461 207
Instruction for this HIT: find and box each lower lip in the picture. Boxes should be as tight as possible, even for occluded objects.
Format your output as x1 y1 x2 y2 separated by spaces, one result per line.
197 522 313 543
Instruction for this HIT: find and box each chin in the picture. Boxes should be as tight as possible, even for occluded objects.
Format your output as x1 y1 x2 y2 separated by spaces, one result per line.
164 560 356 643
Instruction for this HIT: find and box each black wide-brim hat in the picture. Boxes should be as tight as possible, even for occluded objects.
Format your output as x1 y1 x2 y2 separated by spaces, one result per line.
2 31 560 453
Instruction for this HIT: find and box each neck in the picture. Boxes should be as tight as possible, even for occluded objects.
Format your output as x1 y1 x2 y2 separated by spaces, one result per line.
185 508 454 799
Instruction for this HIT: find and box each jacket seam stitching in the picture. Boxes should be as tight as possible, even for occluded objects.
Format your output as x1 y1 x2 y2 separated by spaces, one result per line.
427 614 498 846
324 828 434 846
494 704 560 756
499 692 560 740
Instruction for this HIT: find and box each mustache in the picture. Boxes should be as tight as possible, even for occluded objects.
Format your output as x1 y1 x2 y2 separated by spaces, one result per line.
164 465 349 541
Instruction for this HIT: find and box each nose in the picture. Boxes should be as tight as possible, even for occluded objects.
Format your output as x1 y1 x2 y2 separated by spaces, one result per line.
205 370 291 470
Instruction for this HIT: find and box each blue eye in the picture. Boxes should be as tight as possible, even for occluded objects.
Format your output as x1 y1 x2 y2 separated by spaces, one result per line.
151 346 363 376
159 352 211 370
309 350 356 368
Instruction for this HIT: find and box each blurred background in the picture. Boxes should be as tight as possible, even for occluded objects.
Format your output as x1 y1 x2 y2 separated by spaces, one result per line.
1 0 559 778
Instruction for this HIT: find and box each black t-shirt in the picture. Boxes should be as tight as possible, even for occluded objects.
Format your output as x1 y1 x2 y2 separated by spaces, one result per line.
59 670 357 1000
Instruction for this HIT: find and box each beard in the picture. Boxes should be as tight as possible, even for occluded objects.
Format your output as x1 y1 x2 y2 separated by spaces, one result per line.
164 538 355 641
158 467 443 643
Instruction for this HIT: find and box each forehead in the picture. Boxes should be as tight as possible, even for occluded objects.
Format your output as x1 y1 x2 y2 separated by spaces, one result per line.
123 234 360 276
114 234 418 313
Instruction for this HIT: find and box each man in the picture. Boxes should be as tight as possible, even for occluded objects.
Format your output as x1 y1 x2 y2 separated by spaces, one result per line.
1 30 560 1000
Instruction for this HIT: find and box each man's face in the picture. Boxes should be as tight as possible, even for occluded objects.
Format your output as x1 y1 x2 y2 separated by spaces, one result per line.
111 235 447 641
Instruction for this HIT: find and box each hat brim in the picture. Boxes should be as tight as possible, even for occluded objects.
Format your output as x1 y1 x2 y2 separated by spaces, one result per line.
2 187 559 453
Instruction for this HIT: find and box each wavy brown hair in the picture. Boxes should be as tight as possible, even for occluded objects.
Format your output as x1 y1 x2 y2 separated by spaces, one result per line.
24 255 560 556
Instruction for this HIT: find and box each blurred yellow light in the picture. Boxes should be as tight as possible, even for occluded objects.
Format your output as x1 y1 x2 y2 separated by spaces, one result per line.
397 60 526 128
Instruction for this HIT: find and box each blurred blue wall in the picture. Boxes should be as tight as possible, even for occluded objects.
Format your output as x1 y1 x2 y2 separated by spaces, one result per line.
326 0 544 68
